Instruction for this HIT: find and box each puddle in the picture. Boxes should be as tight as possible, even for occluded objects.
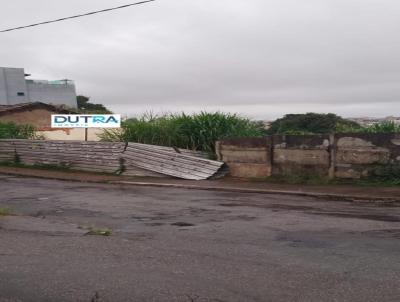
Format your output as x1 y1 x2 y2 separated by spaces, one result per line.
171 222 195 227
145 222 165 227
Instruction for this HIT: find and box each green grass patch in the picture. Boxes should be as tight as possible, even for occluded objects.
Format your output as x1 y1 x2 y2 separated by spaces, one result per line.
0 161 123 177
0 161 71 171
0 121 37 139
256 175 400 187
0 208 15 216
80 226 112 236
255 175 335 185
31 163 71 171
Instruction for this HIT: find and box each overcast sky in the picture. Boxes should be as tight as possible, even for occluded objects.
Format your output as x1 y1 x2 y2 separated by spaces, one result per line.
1 0 399 119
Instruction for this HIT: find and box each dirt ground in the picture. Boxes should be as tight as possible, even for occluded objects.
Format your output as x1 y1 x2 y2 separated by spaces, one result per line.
0 175 400 302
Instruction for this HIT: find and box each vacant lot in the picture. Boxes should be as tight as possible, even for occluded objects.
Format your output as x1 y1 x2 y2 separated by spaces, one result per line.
0 175 399 302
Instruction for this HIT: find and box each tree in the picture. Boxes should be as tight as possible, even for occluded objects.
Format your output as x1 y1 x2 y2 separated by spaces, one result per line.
76 95 112 114
268 113 361 135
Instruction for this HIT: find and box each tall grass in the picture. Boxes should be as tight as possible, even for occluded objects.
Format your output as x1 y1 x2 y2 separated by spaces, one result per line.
100 112 265 152
0 122 36 139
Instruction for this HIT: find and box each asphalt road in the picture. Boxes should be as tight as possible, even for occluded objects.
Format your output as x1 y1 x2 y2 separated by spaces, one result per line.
0 175 399 302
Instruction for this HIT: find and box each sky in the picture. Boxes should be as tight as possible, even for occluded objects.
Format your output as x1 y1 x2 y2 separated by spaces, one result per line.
0 0 399 120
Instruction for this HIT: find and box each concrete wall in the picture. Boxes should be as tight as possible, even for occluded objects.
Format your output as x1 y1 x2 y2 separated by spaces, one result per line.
272 135 331 177
216 137 272 178
26 82 77 108
217 134 400 179
334 133 400 179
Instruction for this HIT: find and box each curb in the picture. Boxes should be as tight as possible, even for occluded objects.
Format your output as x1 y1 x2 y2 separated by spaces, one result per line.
110 181 400 204
1 170 399 204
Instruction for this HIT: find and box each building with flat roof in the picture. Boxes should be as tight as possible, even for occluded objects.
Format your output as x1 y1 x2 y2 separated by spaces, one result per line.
0 67 77 108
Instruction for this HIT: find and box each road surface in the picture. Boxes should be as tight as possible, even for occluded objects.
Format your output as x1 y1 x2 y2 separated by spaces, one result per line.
0 175 399 302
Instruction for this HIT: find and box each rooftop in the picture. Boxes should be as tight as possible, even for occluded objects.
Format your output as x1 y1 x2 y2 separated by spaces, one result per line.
0 102 73 116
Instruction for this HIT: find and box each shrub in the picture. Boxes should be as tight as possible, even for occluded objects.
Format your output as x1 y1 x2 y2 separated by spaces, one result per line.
0 122 36 139
365 122 400 133
268 113 400 135
268 113 360 135
372 163 400 185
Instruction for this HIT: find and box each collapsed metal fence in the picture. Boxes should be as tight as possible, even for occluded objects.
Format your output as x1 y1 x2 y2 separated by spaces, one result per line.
0 139 225 180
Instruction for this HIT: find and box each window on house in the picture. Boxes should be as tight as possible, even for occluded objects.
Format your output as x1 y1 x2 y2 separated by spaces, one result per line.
17 92 25 96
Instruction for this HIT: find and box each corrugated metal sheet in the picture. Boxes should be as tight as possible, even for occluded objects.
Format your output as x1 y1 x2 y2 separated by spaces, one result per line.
0 140 125 174
138 144 212 159
0 140 225 180
123 142 224 180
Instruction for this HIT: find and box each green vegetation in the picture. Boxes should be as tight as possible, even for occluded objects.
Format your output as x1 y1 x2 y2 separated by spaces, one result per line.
371 163 400 185
266 113 400 135
77 95 112 114
268 113 400 135
258 174 400 187
0 161 71 171
100 112 265 152
0 208 14 216
31 163 71 171
82 226 112 236
337 121 400 134
268 113 361 135
0 121 36 139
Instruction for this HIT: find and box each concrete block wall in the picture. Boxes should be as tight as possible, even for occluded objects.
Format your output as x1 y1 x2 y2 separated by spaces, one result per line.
215 137 272 178
217 134 400 179
272 135 331 177
334 133 400 179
